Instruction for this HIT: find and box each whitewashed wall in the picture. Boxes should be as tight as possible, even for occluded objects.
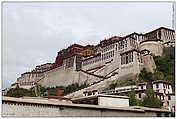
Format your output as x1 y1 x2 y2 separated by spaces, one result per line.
140 41 163 56
98 97 129 107
39 65 102 87
2 102 168 117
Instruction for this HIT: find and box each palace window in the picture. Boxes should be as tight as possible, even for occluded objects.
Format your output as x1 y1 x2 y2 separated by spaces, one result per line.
121 55 123 64
139 93 142 98
123 55 126 64
126 54 128 64
168 96 171 100
122 41 124 49
156 84 159 88
128 53 131 63
158 31 161 39
131 52 133 62
163 84 166 88
159 96 161 100
125 40 127 47
162 96 164 100
121 51 133 65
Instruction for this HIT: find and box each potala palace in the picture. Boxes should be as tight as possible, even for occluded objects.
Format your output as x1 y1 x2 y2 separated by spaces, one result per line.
10 27 175 98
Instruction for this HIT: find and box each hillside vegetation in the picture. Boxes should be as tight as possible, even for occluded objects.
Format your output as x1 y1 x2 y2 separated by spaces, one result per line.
5 82 89 97
153 47 175 91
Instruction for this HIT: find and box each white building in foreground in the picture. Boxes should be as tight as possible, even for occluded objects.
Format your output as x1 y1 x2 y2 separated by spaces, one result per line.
2 96 171 117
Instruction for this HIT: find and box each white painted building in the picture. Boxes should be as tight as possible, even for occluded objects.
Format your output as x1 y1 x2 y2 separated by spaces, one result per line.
2 96 171 117
72 94 130 107
83 80 175 111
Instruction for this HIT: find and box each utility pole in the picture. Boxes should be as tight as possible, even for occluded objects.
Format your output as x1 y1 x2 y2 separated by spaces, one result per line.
172 2 176 30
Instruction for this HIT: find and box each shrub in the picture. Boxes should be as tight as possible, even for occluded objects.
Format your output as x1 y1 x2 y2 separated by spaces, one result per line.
142 88 162 108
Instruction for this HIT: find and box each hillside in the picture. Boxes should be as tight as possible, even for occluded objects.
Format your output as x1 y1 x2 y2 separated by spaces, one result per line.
153 47 175 91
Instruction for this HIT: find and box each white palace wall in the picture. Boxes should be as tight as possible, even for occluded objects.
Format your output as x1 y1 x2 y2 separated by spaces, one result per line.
39 66 79 87
17 73 44 89
140 41 163 56
119 51 142 77
142 55 156 73
39 65 102 88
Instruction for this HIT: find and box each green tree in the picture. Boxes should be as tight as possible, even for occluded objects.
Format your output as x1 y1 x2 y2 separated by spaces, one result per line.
108 83 118 90
163 75 175 91
119 92 126 96
153 70 164 81
29 88 37 97
80 81 89 89
39 86 47 96
128 91 138 106
154 56 175 76
153 52 175 90
6 88 35 98
139 68 155 89
62 82 89 95
142 88 162 108
139 68 154 83
163 47 175 60
128 90 143 106
108 79 136 90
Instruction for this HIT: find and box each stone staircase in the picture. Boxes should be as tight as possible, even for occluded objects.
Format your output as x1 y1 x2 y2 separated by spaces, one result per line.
65 65 120 98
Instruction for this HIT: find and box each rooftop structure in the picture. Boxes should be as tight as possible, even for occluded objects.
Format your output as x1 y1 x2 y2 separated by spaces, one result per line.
47 89 64 96
32 63 54 73
43 96 71 102
72 94 129 107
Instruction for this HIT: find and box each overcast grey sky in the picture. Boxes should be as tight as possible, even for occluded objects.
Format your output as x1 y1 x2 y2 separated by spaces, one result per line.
2 2 174 89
